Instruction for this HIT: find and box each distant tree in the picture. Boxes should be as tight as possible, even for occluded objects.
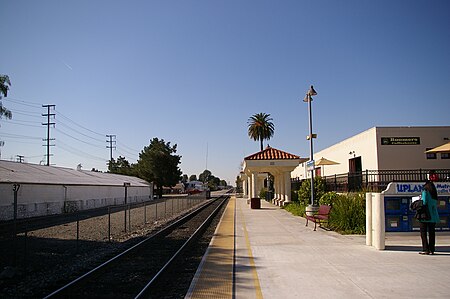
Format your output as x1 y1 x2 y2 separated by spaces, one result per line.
137 138 182 197
189 174 197 182
0 75 12 120
108 156 135 176
220 180 227 187
247 112 274 151
199 169 212 183
181 174 188 183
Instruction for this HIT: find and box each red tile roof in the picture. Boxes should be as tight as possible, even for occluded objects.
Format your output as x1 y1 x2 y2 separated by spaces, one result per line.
244 146 301 160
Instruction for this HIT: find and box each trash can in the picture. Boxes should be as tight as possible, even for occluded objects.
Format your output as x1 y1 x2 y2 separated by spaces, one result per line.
305 204 318 216
250 197 261 209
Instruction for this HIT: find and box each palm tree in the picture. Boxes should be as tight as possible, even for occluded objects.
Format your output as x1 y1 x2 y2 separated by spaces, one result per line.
0 75 12 119
247 112 275 151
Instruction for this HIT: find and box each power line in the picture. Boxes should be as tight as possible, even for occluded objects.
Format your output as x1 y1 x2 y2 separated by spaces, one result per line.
55 109 106 137
116 150 139 162
9 108 43 118
57 140 106 162
6 120 42 128
56 121 105 144
2 97 43 109
116 140 141 153
0 132 42 140
55 128 105 149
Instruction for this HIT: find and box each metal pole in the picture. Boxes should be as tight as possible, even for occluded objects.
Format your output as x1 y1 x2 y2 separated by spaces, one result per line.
108 207 111 242
144 201 147 224
76 214 80 253
13 184 20 265
307 97 315 206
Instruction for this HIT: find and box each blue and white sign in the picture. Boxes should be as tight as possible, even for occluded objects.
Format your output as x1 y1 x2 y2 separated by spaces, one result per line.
383 182 450 195
306 160 315 171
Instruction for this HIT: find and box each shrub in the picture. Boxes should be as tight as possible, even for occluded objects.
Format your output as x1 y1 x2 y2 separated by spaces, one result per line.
297 176 326 206
319 191 340 206
282 202 306 217
259 188 267 200
328 192 366 234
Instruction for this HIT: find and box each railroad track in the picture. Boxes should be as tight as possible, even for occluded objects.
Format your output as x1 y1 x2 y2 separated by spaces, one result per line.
43 194 230 299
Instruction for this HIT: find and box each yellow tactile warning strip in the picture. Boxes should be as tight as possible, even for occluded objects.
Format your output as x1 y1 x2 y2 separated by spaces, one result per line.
186 197 235 298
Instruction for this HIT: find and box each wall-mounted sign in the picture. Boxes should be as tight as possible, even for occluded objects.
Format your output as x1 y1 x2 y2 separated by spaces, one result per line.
383 182 450 195
381 137 420 145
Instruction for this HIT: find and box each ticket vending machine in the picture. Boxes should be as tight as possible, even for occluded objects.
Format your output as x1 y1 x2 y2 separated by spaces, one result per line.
383 182 450 232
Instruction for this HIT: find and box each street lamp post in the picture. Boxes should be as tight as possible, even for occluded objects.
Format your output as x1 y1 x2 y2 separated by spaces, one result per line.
303 85 317 207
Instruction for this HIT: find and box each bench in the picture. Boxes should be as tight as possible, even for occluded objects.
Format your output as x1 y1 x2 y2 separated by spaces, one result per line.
305 205 331 231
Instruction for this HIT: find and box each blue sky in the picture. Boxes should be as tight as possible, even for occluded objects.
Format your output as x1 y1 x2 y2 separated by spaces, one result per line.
1 0 449 184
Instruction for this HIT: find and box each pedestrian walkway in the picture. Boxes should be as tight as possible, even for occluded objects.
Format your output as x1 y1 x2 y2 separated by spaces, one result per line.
187 196 450 298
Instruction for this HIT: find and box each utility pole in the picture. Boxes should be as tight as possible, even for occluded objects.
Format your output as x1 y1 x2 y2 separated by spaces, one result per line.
42 105 55 166
106 134 116 161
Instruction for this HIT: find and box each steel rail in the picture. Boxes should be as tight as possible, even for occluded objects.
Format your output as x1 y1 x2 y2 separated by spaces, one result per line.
134 195 229 298
42 196 222 299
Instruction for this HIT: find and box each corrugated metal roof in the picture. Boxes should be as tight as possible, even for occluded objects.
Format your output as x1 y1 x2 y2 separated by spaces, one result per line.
0 160 149 186
244 146 301 160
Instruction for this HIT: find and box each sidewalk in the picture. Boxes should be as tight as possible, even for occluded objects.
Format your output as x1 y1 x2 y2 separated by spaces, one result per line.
235 196 450 298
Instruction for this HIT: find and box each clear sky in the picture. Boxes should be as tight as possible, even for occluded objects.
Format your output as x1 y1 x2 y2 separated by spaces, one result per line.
1 0 449 185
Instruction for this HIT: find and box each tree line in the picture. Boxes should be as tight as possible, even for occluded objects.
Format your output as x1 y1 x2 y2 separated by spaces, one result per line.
108 138 228 196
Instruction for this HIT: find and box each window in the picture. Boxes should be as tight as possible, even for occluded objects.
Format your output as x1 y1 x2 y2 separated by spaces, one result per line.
442 153 450 159
426 148 437 159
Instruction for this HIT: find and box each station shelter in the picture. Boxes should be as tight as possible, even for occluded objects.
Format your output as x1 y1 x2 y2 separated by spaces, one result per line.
383 182 450 232
241 146 307 206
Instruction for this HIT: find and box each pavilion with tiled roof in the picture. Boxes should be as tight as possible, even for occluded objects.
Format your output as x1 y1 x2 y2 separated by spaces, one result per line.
241 146 307 206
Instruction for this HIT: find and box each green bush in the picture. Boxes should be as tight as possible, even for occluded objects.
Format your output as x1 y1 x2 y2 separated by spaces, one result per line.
319 191 340 206
259 188 267 200
283 202 306 217
328 192 366 234
297 176 326 206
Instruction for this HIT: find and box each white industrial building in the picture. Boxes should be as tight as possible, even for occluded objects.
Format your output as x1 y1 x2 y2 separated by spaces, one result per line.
0 160 153 221
292 126 450 179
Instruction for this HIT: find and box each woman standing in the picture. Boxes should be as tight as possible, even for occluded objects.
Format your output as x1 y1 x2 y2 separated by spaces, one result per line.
419 180 440 255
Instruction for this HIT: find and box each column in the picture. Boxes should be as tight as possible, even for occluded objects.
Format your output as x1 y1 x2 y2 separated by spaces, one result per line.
248 176 252 199
243 175 248 198
280 173 286 205
284 172 291 203
251 172 257 199
273 176 278 200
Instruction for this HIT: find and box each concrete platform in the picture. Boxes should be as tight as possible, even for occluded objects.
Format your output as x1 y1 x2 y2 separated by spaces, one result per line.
187 196 450 298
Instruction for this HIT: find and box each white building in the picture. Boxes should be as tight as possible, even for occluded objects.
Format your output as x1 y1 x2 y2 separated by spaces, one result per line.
241 146 307 206
292 126 450 180
0 160 153 221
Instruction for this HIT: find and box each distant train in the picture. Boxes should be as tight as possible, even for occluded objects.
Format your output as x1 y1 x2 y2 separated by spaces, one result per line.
185 181 205 195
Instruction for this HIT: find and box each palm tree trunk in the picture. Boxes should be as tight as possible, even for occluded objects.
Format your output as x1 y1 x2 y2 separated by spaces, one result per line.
260 139 263 151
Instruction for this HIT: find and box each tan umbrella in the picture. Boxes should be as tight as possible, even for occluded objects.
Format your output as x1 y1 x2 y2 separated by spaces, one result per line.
425 141 450 153
315 157 339 177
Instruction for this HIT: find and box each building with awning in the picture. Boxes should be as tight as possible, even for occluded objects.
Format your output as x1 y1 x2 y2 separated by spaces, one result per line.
241 146 307 206
292 126 450 180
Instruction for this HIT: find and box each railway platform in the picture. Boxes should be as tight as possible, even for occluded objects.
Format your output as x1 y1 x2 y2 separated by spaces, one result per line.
186 195 450 298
